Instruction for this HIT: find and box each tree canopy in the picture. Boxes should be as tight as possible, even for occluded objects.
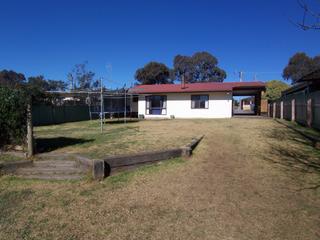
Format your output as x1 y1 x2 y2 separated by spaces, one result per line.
283 52 320 84
28 76 67 91
0 69 67 92
262 80 290 101
67 62 99 90
135 62 172 84
0 70 26 88
173 51 226 83
295 0 320 30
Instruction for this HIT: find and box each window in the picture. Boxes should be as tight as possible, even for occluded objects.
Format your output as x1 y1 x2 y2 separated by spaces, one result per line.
132 96 139 102
191 95 209 109
146 95 167 115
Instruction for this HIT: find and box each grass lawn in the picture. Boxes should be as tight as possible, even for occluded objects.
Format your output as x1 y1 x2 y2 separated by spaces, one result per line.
1 118 320 240
277 119 320 139
33 119 201 158
0 153 25 163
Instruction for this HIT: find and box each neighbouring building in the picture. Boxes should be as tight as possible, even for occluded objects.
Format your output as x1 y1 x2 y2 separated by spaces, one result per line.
129 82 265 119
269 69 320 130
240 96 255 111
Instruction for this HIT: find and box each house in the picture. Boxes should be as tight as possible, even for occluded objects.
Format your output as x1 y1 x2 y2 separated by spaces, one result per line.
129 82 265 119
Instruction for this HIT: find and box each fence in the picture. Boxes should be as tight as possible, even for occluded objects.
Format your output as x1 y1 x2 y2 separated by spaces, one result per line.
32 105 90 126
268 89 320 131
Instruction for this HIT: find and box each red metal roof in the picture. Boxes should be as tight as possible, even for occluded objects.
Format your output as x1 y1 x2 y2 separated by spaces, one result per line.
129 82 265 94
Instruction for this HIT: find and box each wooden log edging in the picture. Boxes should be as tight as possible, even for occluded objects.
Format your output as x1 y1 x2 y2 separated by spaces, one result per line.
275 119 320 149
183 135 204 154
104 135 204 177
0 160 33 174
77 135 204 180
105 148 183 175
75 155 105 180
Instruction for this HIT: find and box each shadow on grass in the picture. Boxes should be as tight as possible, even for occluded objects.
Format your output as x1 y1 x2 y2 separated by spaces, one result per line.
36 137 94 153
263 126 320 174
263 126 320 190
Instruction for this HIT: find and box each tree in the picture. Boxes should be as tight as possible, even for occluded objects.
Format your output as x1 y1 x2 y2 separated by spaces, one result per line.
0 86 28 146
295 0 320 30
173 55 195 83
135 62 172 84
262 80 290 101
28 76 49 91
0 70 26 88
68 62 99 90
173 51 226 83
28 75 67 91
46 80 67 91
283 52 320 84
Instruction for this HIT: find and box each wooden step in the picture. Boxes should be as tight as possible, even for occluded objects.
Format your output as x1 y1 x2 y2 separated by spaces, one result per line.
16 167 85 175
16 174 83 180
11 159 87 180
33 160 78 168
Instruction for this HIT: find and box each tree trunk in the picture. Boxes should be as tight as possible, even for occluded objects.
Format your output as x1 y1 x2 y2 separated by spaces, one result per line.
27 101 34 158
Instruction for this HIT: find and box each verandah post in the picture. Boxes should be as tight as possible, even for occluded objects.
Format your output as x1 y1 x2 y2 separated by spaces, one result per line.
307 98 312 127
291 99 295 122
273 102 276 119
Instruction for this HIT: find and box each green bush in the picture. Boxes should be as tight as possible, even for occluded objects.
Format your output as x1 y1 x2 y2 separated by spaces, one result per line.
0 86 28 147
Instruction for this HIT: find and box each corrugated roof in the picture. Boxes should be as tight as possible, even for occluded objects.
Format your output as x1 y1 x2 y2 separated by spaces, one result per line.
300 69 320 82
129 82 265 94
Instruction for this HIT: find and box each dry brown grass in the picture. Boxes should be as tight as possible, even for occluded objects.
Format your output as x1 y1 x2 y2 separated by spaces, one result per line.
0 153 25 163
34 119 198 158
1 118 320 240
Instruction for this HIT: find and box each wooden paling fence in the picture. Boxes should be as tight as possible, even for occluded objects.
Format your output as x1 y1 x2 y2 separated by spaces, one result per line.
268 90 320 130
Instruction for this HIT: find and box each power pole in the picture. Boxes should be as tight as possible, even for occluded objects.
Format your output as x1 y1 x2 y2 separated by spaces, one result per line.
100 78 103 133
124 86 127 124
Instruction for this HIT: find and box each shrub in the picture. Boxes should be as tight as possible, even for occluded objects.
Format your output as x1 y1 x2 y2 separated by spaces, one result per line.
0 86 28 147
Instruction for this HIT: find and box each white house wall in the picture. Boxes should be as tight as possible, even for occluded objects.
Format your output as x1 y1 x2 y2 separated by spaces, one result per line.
138 92 232 119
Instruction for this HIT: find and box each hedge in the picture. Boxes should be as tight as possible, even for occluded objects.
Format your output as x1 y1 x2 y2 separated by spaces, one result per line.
0 86 28 147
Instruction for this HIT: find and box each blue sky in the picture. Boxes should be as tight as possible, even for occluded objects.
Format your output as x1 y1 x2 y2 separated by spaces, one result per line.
0 0 319 89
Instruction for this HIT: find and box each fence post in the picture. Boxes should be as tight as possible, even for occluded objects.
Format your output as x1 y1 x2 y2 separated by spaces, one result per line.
307 98 312 127
273 102 276 119
27 101 34 157
291 99 295 122
280 101 284 119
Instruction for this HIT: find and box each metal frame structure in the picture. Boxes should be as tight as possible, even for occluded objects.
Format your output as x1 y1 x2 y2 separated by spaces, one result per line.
46 89 139 128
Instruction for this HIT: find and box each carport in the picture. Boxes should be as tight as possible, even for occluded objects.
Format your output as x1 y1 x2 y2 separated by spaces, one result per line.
232 84 266 116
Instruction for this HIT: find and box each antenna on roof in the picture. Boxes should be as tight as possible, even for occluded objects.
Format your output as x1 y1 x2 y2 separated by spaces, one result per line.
254 73 257 81
181 74 186 89
239 71 244 82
